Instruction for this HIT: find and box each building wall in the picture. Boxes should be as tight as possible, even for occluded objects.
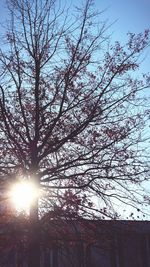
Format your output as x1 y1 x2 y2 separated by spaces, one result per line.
1 221 150 267
40 221 150 267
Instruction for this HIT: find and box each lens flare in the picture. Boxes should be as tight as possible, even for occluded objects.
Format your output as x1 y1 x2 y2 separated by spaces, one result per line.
10 181 38 212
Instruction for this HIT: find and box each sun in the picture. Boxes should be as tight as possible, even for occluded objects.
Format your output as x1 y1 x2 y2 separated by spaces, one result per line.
10 181 38 213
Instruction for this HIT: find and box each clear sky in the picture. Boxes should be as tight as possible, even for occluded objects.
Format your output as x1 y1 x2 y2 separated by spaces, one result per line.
0 0 147 72
1 0 149 33
94 0 150 73
95 0 150 33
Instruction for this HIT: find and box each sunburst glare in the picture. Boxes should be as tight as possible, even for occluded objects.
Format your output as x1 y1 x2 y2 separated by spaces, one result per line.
10 181 38 213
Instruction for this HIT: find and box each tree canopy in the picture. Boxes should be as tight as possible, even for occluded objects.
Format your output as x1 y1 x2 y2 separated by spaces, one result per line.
0 0 150 220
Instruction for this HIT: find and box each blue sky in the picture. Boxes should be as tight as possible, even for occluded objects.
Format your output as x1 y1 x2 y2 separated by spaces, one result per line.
0 0 149 40
95 0 150 33
1 0 146 72
94 0 150 73
1 0 149 33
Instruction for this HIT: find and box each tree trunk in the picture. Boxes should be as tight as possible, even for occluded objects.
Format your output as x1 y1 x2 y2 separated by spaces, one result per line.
28 196 40 267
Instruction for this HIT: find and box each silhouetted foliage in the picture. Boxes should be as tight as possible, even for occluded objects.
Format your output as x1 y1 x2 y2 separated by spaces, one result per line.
0 0 150 266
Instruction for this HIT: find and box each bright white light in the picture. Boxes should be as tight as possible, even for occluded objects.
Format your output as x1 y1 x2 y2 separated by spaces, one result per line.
10 181 38 212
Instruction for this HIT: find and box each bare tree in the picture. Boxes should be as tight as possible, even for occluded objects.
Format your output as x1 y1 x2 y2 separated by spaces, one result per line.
0 0 150 266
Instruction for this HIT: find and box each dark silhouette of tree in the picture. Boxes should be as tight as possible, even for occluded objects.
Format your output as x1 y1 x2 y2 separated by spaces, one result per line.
0 0 150 266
